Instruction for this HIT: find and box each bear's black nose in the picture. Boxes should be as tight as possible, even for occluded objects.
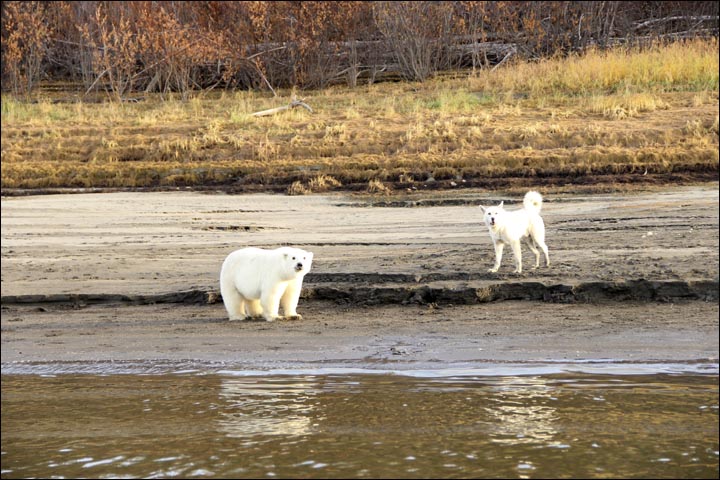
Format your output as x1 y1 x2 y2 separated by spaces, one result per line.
296 263 303 270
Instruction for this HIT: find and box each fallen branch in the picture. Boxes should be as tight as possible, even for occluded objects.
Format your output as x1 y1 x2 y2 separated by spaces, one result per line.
83 67 109 97
633 15 718 30
490 47 516 72
251 98 314 117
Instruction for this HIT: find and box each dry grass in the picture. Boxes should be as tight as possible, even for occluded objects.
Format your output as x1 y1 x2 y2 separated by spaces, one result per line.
287 174 342 195
367 178 392 194
1 39 718 192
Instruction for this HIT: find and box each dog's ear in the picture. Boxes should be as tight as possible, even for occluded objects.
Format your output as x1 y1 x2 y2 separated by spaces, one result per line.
498 201 504 208
479 205 486 213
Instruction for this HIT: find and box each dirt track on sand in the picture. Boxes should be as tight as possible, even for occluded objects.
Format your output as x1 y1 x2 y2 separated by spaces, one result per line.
1 184 718 371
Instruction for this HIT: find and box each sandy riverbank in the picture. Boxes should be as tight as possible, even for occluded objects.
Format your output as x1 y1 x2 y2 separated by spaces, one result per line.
1 185 718 371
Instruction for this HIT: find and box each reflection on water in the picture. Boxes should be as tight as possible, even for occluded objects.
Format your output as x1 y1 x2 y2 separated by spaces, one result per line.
218 379 319 438
484 377 560 447
1 370 718 479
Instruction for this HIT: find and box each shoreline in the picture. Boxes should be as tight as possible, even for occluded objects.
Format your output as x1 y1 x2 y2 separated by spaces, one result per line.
2 185 718 372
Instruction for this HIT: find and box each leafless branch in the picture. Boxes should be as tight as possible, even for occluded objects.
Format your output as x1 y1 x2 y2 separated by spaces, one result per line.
251 98 313 117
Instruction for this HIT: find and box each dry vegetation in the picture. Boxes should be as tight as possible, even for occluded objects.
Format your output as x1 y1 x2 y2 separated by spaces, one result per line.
1 40 718 194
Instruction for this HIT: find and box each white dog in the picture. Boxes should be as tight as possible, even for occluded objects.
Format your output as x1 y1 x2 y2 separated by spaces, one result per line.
479 191 550 273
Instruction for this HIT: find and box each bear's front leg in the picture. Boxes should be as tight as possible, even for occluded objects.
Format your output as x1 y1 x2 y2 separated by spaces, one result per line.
260 286 283 322
280 278 303 320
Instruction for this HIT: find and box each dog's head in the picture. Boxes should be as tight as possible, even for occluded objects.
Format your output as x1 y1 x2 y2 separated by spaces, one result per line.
479 202 504 228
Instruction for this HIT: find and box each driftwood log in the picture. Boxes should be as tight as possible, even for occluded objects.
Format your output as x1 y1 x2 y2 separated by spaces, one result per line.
251 98 314 117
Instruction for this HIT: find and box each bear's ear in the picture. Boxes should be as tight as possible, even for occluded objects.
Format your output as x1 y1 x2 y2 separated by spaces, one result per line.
308 252 314 260
283 253 288 259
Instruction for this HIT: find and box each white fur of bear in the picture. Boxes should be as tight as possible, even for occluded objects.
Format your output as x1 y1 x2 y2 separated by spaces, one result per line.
220 246 313 321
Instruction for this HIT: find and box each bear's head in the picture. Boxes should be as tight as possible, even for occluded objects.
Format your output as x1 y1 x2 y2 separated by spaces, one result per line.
279 247 313 279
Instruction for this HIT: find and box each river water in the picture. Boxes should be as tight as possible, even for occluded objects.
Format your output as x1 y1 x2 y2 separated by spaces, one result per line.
1 363 718 479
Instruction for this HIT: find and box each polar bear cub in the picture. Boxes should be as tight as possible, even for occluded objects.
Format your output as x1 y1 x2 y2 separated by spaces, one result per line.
220 246 313 321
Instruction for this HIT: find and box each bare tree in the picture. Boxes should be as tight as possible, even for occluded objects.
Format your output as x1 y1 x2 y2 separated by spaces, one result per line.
3 1 718 96
78 3 140 100
1 1 51 96
374 1 454 82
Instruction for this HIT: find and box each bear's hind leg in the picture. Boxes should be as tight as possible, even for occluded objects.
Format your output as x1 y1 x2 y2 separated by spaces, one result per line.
246 299 264 319
222 288 247 321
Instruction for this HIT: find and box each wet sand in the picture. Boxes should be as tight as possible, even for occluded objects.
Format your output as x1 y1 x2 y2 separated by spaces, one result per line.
1 185 718 370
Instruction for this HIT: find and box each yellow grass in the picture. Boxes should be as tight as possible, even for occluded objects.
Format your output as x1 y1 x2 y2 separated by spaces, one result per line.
1 39 718 191
468 38 719 96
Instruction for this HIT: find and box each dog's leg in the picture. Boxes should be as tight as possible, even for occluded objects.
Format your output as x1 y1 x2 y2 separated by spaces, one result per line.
530 219 550 268
541 242 550 267
489 242 504 273
510 240 523 273
525 237 541 269
533 234 550 267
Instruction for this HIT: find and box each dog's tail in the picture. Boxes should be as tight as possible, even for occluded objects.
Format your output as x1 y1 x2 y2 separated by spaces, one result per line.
523 191 543 214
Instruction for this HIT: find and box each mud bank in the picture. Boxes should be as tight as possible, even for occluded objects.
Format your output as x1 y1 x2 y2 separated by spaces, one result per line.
2 184 718 368
2 278 718 308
